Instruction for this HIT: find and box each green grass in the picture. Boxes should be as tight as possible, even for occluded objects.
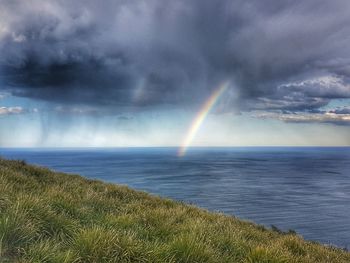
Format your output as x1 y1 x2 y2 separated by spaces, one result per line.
0 158 349 263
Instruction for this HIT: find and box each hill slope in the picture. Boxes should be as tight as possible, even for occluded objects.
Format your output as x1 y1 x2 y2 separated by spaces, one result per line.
0 158 349 262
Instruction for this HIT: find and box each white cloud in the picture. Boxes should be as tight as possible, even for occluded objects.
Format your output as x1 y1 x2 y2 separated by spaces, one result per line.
254 109 350 125
0 106 24 115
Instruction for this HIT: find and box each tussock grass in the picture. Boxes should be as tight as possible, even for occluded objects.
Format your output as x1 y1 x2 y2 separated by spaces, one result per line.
0 158 349 262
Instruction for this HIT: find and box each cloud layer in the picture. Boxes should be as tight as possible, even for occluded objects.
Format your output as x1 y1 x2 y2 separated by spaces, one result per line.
0 0 350 116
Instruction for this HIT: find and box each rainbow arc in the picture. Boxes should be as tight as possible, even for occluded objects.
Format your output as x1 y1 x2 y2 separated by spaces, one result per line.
178 82 229 157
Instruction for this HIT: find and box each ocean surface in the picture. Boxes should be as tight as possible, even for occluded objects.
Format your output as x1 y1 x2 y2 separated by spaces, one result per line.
1 147 350 248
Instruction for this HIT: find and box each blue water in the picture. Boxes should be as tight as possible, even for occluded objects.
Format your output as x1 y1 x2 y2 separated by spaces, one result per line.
1 147 350 248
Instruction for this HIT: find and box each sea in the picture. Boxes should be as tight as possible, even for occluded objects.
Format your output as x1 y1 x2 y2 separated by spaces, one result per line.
1 147 349 248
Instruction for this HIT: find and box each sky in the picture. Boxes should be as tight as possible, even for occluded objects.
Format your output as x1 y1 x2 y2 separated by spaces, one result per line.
0 0 349 147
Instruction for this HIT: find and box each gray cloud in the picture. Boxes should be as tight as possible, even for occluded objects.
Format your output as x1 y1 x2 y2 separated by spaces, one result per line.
0 0 350 113
329 106 350 114
243 76 350 111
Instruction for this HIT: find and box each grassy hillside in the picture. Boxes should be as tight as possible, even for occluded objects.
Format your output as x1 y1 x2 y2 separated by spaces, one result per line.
0 158 349 263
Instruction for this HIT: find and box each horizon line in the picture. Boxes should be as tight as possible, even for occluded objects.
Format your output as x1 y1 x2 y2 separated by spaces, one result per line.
1 146 349 149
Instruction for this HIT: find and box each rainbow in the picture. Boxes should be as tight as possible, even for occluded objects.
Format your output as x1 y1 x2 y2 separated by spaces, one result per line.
178 82 229 157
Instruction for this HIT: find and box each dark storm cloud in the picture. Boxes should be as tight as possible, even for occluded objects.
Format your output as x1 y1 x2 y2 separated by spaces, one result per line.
0 0 350 112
